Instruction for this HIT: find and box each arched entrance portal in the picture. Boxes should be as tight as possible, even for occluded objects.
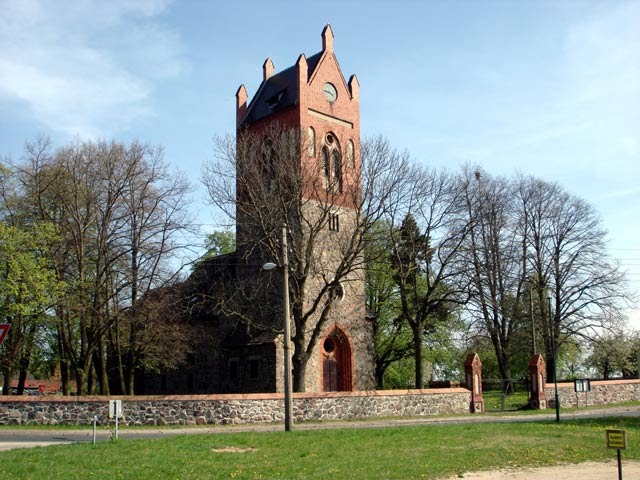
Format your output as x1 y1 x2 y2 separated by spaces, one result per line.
322 327 353 391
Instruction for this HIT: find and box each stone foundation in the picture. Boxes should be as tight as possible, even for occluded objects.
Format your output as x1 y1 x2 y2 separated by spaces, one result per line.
0 388 470 426
545 379 640 408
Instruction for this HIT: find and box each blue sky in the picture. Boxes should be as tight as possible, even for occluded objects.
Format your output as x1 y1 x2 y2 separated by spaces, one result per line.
1 0 638 325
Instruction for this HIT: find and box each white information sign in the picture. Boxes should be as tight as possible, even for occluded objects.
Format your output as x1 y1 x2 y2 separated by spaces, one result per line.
109 399 123 419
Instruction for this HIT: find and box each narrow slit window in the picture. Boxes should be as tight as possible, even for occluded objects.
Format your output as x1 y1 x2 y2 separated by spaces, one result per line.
307 126 316 157
346 140 354 168
329 213 340 232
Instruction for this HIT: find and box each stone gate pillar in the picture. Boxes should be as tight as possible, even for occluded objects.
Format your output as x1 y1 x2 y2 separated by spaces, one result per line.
529 354 547 409
464 353 484 413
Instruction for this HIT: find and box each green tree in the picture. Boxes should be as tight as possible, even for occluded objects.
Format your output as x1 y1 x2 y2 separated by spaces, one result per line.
365 221 413 388
0 222 63 395
200 229 236 261
6 137 193 395
587 332 635 379
388 168 470 389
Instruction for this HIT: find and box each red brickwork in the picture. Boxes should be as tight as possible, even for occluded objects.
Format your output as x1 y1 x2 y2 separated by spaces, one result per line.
528 354 547 409
233 25 373 393
464 353 484 413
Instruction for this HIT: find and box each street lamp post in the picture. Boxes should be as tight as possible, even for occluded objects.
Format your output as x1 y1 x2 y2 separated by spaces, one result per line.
263 224 293 431
547 295 560 422
530 287 536 355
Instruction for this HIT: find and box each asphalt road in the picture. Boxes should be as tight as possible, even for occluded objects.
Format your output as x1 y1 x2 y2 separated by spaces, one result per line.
1 405 639 451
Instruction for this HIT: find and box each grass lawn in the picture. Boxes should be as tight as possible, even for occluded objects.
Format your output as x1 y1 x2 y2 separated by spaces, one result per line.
1 417 638 479
482 390 530 411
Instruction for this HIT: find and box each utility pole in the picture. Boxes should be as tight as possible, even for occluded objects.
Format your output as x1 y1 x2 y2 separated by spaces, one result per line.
282 224 293 431
530 287 536 354
547 295 560 422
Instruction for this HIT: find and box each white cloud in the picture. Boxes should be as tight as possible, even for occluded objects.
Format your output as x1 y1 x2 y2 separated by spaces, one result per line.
453 3 640 182
564 3 640 103
0 0 184 138
560 2 640 170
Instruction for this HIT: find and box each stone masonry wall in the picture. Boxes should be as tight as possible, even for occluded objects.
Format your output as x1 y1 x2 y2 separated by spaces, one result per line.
545 379 640 408
3 378 638 426
0 389 470 426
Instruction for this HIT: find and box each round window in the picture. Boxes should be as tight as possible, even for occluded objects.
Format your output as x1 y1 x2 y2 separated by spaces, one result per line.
324 337 335 353
331 282 344 302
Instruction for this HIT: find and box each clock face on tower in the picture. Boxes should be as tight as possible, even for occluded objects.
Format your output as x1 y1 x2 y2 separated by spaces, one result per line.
323 82 338 102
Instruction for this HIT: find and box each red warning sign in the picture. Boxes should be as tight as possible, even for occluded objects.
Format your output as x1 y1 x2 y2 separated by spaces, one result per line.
0 323 10 347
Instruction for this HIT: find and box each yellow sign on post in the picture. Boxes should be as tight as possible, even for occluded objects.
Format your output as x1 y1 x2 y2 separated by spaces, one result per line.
607 430 627 450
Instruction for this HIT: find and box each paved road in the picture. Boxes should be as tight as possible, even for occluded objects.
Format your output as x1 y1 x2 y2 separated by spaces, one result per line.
1 405 639 451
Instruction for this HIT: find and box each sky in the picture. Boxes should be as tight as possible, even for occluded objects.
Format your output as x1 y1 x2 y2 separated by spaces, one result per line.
0 0 638 325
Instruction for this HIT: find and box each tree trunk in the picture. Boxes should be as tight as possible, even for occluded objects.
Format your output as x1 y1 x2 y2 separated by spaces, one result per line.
413 325 424 389
2 368 12 395
126 323 138 395
60 359 71 396
544 324 559 383
55 322 71 395
498 351 513 394
292 348 307 393
545 344 556 382
110 317 127 395
87 364 95 395
375 362 385 389
97 337 110 395
17 355 31 395
17 367 28 396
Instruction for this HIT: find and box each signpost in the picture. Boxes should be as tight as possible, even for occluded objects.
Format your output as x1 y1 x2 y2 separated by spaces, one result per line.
606 429 626 480
108 400 123 440
0 323 10 347
574 378 591 407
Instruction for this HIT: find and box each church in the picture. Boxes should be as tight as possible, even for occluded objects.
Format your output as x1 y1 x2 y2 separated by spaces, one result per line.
144 25 374 395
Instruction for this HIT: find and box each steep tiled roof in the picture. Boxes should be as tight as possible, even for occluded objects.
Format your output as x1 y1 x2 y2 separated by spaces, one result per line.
306 52 322 77
241 51 323 127
222 328 276 348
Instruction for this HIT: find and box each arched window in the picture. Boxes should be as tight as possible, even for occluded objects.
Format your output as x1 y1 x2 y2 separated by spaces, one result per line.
332 149 342 193
321 132 342 193
322 146 330 188
346 140 354 168
307 126 315 157
260 137 276 178
322 327 353 392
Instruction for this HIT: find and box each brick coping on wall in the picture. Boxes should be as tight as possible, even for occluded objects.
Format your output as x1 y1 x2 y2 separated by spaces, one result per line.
3 379 637 403
0 387 471 403
552 379 640 389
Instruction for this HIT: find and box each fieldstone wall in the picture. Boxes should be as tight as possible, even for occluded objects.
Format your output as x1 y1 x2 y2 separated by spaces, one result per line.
545 379 640 408
0 388 469 426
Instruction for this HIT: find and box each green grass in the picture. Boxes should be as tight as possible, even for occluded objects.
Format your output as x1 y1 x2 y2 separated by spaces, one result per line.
483 390 531 411
1 417 639 479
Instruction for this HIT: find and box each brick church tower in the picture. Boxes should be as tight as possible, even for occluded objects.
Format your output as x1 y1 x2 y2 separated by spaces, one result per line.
234 25 374 393
142 26 373 396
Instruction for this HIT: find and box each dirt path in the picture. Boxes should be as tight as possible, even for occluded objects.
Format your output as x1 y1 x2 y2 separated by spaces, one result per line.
448 460 640 479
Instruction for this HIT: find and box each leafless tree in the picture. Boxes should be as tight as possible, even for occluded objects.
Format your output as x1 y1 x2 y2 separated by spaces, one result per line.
203 127 413 391
384 168 471 389
10 137 193 394
458 166 631 386
458 166 528 390
517 175 629 381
